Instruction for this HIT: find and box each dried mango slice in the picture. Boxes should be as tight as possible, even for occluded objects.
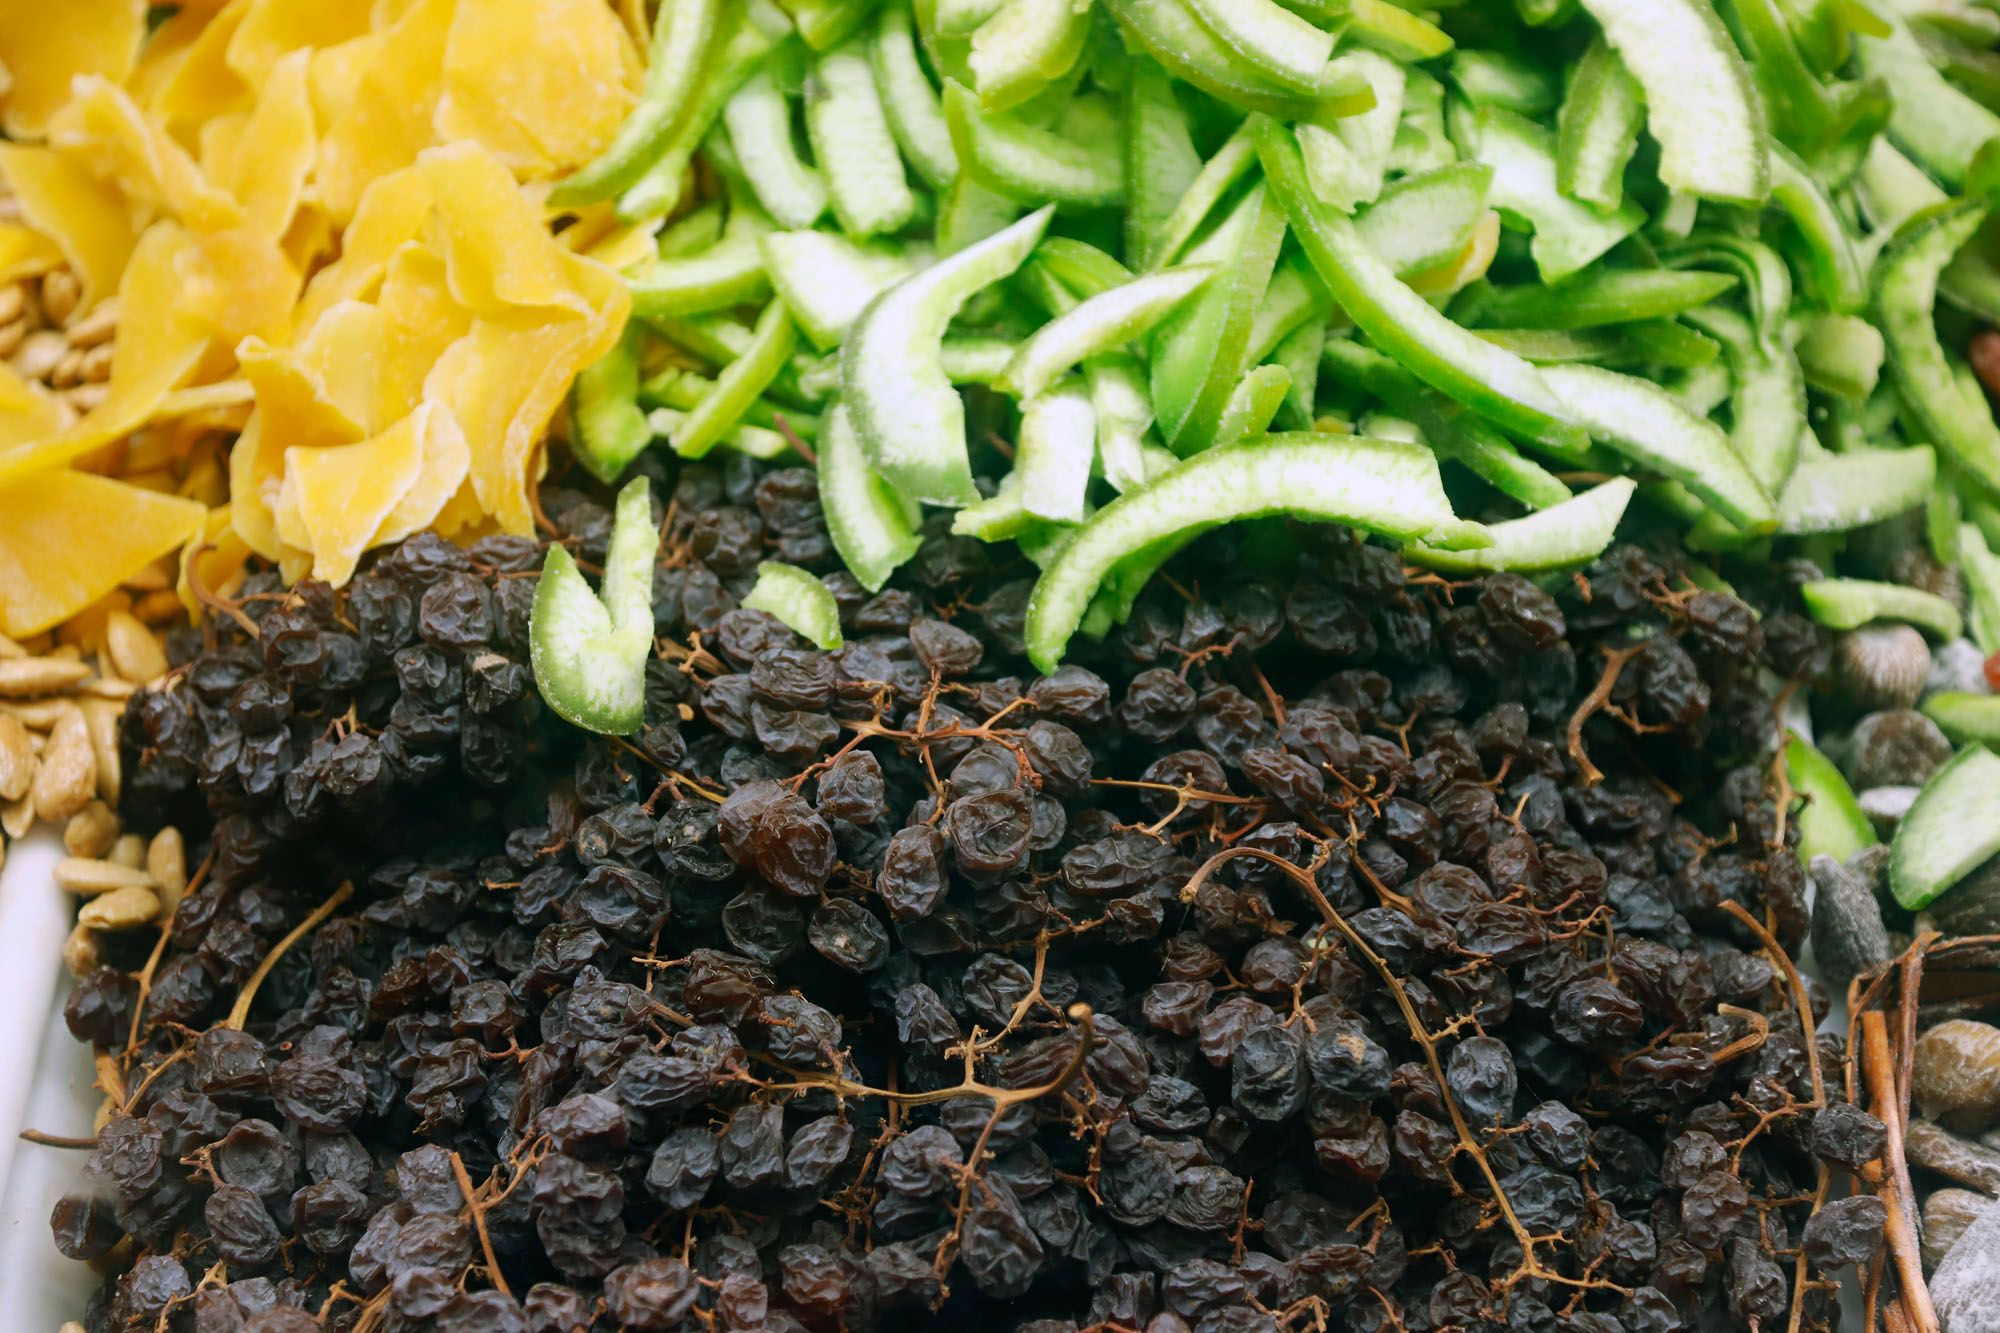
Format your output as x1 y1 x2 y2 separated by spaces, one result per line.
0 469 205 637
141 2 246 125
374 244 473 422
50 76 243 232
278 404 431 584
429 308 618 535
238 300 388 448
225 0 372 87
432 0 638 178
570 212 665 273
0 144 137 309
280 204 338 276
0 221 65 286
293 164 433 328
313 0 455 224
372 401 471 547
0 364 68 449
220 49 315 239
225 413 285 559
431 477 488 537
0 0 147 139
0 222 208 486
177 225 300 348
419 142 591 316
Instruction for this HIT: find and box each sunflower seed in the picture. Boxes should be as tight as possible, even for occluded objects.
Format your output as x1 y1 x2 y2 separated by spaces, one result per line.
30 707 94 822
81 698 120 802
59 924 98 980
77 884 160 931
0 657 91 697
0 714 32 801
1 793 31 839
55 857 154 895
146 826 186 898
62 801 118 859
110 833 145 869
104 610 167 683
40 268 78 327
3 698 73 728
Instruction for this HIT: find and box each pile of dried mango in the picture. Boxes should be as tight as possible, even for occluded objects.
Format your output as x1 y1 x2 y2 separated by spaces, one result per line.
0 0 654 638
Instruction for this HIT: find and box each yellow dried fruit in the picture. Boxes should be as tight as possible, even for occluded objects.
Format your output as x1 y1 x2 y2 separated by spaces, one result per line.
0 0 147 139
0 470 206 637
0 145 135 312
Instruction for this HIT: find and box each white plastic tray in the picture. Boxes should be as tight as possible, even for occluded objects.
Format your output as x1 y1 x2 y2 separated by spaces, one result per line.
0 829 112 1326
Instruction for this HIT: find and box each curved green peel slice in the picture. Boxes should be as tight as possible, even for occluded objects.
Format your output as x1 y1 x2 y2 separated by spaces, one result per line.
841 206 1054 505
1801 577 1964 639
1024 435 1456 672
1785 735 1878 867
531 478 659 736
1890 744 2000 910
743 561 846 650
1408 478 1635 573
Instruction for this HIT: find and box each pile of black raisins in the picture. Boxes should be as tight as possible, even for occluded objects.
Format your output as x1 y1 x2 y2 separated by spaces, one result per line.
58 455 1888 1331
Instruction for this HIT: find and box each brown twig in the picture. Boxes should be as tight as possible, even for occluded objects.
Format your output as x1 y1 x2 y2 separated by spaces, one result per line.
224 881 354 1030
450 1150 511 1300
1566 641 1647 786
1861 1009 1939 1333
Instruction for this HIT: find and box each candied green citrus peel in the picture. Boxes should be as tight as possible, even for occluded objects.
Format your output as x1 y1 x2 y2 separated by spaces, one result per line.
530 478 660 736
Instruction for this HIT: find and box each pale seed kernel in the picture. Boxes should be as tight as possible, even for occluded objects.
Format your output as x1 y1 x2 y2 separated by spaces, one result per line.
109 832 146 870
1 793 32 839
62 800 118 859
11 327 64 379
64 382 109 413
77 885 160 931
61 924 100 980
48 346 83 388
63 299 117 349
82 699 121 803
4 697 74 728
55 857 154 895
78 342 113 383
104 611 168 684
0 657 91 697
40 267 79 326
147 827 187 905
30 707 94 823
0 714 33 801
0 283 23 325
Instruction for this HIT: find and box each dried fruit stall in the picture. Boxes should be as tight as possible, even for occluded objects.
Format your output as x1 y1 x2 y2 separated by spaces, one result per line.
7 0 2000 1328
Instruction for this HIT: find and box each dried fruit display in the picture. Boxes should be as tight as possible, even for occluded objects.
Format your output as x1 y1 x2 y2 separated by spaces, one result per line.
51 464 1883 1329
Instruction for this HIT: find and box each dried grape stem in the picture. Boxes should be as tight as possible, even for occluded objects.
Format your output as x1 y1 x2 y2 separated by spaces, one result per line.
450 1149 511 1300
1566 642 1647 787
224 881 354 1030
1861 1009 1939 1333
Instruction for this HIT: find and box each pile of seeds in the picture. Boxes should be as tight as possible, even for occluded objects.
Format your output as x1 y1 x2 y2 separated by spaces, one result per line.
1 594 190 974
1 262 116 420
59 459 1887 1331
